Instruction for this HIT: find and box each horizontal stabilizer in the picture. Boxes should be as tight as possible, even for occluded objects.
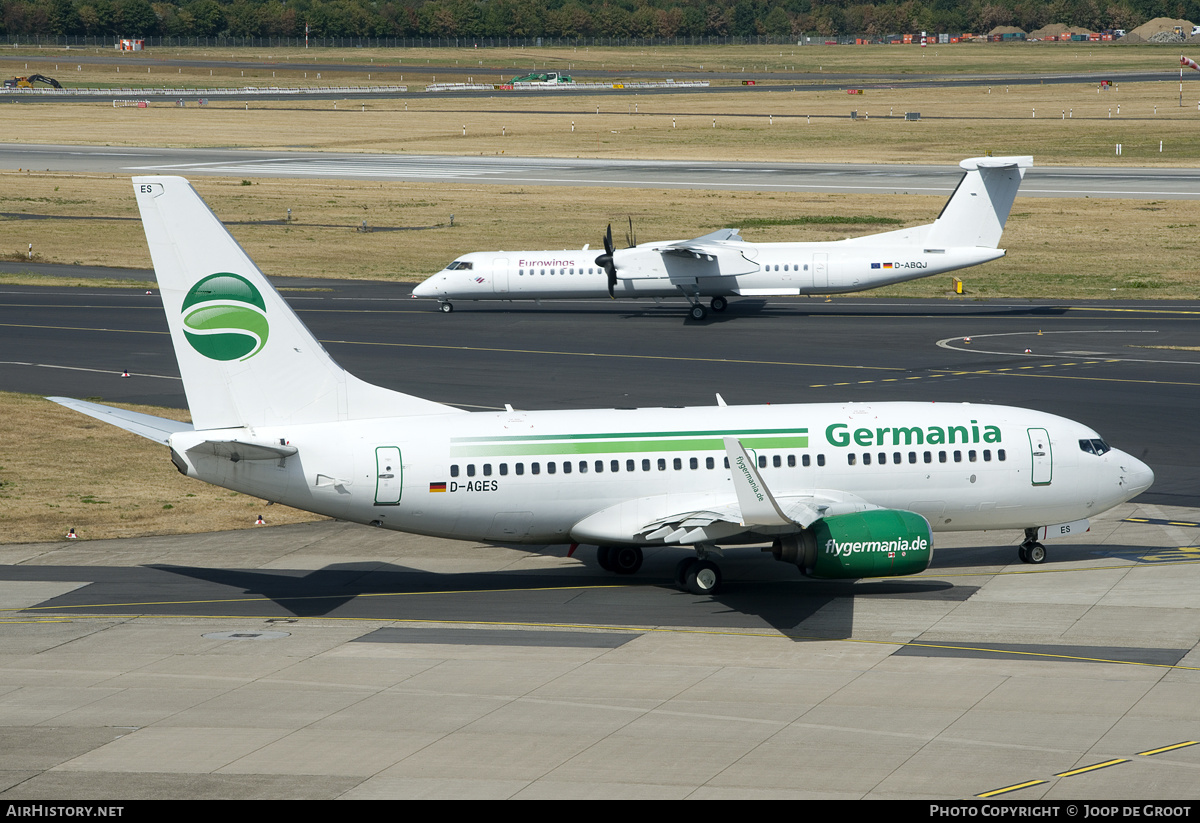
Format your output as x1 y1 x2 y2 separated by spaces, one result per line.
47 397 193 445
960 155 1033 170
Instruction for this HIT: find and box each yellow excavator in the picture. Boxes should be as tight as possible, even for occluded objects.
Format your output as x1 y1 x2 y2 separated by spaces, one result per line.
4 74 62 89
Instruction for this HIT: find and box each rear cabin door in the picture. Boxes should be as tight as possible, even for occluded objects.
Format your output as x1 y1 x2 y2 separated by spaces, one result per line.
813 253 829 289
375 446 402 505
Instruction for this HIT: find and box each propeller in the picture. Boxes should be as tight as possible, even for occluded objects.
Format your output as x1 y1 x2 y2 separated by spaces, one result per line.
594 223 617 298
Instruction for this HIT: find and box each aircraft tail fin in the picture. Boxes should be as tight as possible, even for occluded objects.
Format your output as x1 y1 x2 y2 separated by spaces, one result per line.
923 156 1032 250
134 177 459 431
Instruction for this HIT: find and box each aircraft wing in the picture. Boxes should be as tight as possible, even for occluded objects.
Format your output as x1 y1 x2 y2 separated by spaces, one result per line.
47 397 194 445
617 229 757 279
658 228 744 256
570 437 878 545
635 493 878 544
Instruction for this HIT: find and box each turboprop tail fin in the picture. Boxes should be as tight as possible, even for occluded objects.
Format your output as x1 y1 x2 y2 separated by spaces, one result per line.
923 156 1032 250
134 177 458 431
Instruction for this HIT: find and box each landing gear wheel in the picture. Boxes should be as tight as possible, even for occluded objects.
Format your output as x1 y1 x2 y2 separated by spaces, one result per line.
710 296 728 313
609 546 643 575
684 560 722 596
438 301 454 313
1018 541 1047 564
674 557 699 588
597 545 614 571
689 305 707 321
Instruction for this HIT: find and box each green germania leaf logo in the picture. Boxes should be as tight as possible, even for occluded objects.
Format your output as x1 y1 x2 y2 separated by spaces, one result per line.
181 273 269 361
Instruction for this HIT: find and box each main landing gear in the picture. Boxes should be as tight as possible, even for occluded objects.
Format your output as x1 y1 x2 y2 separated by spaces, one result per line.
597 545 643 575
685 296 729 321
1018 528 1047 564
674 556 723 595
595 546 725 595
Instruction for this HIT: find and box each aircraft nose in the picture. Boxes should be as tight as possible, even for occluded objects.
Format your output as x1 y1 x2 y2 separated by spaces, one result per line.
411 276 439 297
1116 451 1154 498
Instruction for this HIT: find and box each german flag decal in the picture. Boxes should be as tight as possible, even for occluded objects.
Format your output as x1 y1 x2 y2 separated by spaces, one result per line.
429 482 447 493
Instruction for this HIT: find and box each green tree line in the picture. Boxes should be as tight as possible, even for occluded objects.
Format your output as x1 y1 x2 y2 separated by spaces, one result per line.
1 0 1190 40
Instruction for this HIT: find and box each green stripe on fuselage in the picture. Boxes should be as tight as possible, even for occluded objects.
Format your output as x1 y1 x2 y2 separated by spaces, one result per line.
451 427 807 443
451 433 809 457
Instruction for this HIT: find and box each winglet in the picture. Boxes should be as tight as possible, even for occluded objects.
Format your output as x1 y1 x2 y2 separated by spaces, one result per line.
723 437 792 527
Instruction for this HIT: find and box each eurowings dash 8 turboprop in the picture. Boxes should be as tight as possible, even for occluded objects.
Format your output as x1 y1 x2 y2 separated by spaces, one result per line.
412 155 1032 320
50 176 1152 596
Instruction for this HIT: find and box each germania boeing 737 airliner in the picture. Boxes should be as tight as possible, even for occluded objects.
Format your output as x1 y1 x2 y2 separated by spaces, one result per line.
50 176 1153 595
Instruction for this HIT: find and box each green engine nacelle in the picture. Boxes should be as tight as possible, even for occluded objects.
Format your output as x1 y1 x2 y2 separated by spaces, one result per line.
770 510 933 579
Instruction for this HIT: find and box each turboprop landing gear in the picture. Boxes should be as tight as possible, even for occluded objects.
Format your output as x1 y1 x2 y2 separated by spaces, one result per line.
677 284 707 321
437 301 454 313
710 296 728 313
1018 528 1047 564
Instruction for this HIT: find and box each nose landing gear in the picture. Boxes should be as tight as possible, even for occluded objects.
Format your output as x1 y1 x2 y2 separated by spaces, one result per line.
1018 528 1047 564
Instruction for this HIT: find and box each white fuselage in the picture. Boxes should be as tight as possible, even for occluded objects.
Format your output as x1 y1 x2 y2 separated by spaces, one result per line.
411 239 1004 303
168 401 1153 547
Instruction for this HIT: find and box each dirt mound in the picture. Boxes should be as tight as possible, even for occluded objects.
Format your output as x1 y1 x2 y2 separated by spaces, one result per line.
1129 17 1194 43
1029 23 1093 39
989 26 1026 36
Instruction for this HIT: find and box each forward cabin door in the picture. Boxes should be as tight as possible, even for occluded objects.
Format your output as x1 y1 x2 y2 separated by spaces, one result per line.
492 258 509 294
1027 428 1052 486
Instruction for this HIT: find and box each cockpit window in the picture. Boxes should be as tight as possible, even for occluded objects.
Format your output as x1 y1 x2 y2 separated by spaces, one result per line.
446 261 473 271
1079 439 1111 455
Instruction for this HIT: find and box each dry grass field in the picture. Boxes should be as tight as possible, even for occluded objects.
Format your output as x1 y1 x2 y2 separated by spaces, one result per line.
4 41 1193 84
6 82 1200 165
0 393 324 545
2 171 1198 297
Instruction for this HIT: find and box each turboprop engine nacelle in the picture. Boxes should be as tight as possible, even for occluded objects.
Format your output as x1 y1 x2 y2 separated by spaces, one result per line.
769 510 933 579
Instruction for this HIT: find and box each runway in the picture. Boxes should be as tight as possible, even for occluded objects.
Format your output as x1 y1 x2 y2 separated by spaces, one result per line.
4 143 1199 198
